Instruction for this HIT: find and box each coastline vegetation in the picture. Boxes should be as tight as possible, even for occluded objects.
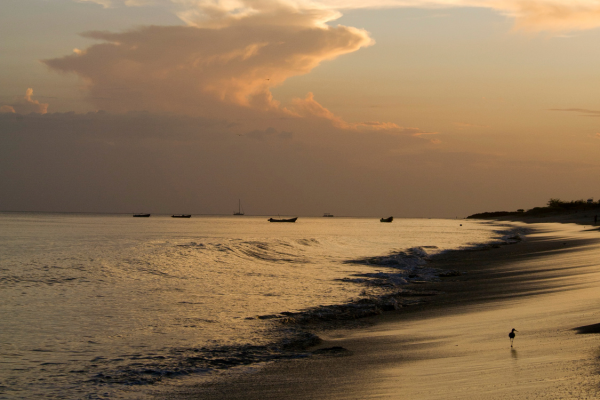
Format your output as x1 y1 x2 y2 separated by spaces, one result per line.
468 198 600 219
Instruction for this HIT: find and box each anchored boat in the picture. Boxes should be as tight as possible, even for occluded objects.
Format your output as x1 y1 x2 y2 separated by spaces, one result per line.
234 199 244 215
268 217 298 223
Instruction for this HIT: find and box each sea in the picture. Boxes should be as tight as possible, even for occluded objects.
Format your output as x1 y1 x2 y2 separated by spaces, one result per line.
0 213 519 399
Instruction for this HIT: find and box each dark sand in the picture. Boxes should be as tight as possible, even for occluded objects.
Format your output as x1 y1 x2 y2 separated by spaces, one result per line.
160 221 600 399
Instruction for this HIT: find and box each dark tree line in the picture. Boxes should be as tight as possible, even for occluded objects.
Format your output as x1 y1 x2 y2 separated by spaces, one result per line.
467 198 600 219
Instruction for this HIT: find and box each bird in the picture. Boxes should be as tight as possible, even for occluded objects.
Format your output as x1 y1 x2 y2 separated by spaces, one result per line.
509 328 518 347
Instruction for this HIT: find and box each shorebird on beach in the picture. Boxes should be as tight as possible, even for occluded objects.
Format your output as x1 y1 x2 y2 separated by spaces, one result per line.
509 328 518 347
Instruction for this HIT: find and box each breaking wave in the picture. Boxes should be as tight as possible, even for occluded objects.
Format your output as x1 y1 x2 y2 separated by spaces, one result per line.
177 238 320 264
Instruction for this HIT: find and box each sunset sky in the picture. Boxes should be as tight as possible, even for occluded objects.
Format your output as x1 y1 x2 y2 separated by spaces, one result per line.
2 0 600 217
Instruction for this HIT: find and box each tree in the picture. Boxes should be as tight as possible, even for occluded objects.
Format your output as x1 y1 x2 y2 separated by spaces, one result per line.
547 198 562 208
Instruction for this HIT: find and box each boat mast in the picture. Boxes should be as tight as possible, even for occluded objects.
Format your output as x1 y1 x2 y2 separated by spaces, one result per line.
234 199 244 215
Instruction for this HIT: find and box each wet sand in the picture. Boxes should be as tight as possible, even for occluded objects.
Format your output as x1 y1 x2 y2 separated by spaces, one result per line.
162 222 600 399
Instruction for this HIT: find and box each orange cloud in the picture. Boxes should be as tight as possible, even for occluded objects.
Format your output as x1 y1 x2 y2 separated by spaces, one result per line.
0 106 16 114
175 0 343 29
288 92 433 134
51 0 600 133
550 108 600 116
75 0 112 7
322 0 600 32
0 89 49 114
44 9 372 119
289 92 348 128
74 0 600 33
75 0 153 6
495 0 600 32
411 130 441 144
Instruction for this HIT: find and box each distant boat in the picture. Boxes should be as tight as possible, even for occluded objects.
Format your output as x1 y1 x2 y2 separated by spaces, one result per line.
171 214 191 218
233 199 244 216
133 213 151 217
380 216 393 223
268 217 298 223
323 213 334 217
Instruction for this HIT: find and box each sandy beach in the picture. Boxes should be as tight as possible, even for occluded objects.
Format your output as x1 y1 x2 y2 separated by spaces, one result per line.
160 220 600 399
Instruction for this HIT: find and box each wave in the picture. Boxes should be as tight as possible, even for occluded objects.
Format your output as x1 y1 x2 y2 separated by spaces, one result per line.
82 227 525 393
85 333 322 388
176 238 320 264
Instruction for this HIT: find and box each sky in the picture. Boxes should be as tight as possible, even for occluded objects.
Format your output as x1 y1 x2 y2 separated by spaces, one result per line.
1 0 600 217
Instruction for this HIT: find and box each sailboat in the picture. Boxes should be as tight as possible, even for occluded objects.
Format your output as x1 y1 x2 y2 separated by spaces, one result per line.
233 199 244 216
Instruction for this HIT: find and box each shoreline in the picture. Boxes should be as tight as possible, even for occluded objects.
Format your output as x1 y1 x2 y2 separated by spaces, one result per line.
160 221 600 399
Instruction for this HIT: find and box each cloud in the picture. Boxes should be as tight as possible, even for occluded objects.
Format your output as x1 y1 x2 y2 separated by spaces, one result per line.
44 8 373 123
0 106 16 114
411 130 441 144
0 111 443 215
1 89 49 115
71 0 600 33
4 111 598 217
288 92 434 135
75 0 113 7
288 92 349 128
550 108 600 117
74 0 155 7
49 0 600 133
308 0 600 32
493 0 600 32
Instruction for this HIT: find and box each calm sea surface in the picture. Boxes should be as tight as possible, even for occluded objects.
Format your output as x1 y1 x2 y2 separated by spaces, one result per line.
0 213 515 399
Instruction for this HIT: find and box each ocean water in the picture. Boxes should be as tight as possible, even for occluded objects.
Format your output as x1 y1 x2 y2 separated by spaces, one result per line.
0 213 516 399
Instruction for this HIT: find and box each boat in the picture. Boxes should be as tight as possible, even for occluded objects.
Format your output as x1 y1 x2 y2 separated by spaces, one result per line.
233 199 244 216
171 214 191 218
323 213 334 217
380 216 393 223
133 213 151 217
268 217 298 223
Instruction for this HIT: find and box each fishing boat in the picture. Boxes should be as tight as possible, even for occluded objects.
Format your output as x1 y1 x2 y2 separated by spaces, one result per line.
171 214 191 218
133 213 151 217
323 213 334 217
233 199 244 216
268 217 298 223
380 216 393 223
